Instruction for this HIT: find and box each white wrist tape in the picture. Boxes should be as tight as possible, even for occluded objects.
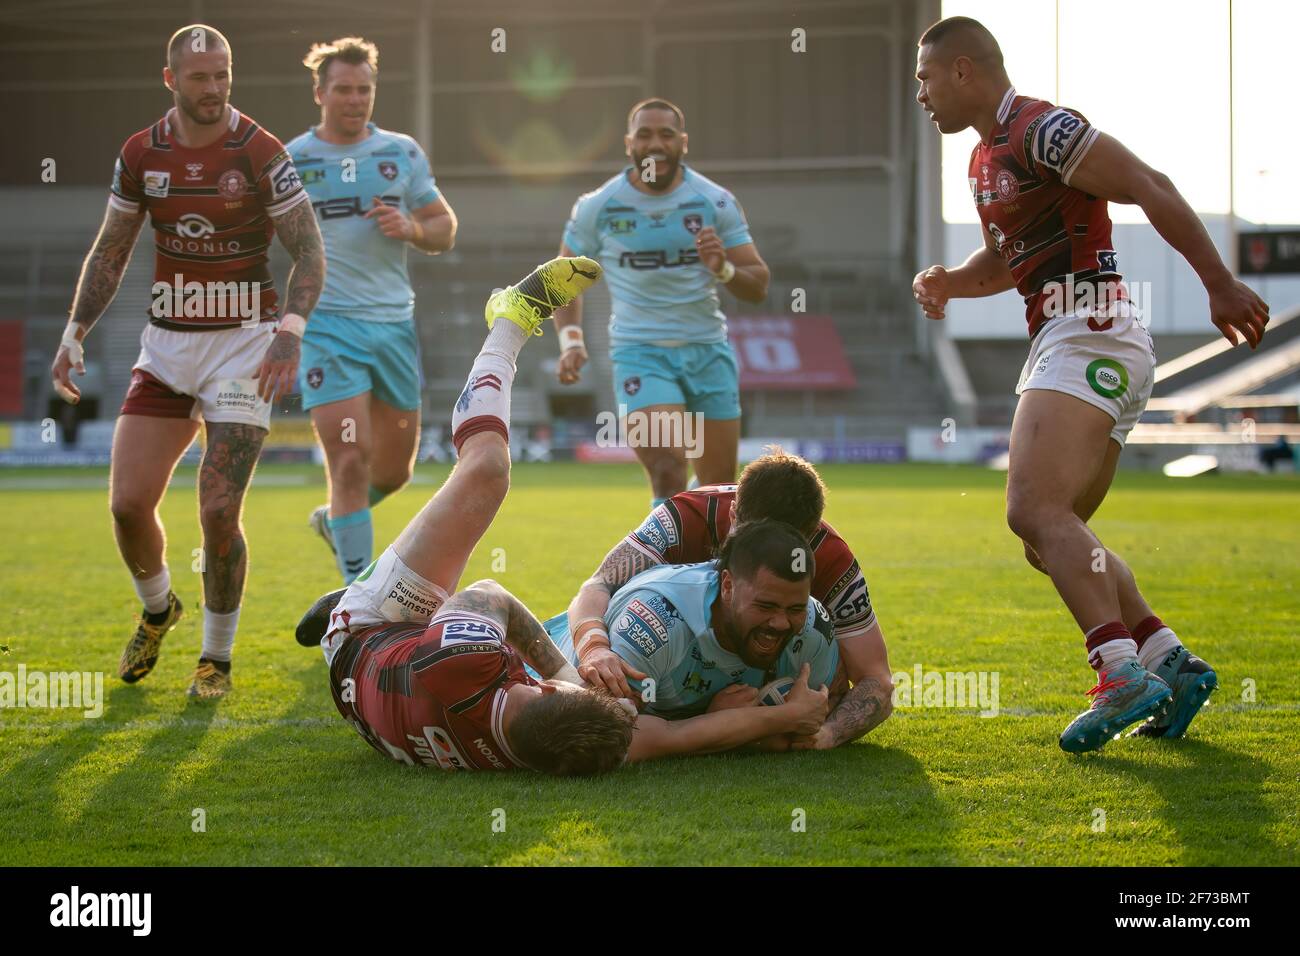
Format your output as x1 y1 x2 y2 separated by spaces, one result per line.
559 326 585 352
712 260 736 283
278 313 307 338
60 329 85 366
553 662 583 685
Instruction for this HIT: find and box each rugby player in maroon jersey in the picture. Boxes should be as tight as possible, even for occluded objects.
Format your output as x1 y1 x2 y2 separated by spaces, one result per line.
566 449 894 750
294 258 830 774
912 17 1269 751
50 24 325 699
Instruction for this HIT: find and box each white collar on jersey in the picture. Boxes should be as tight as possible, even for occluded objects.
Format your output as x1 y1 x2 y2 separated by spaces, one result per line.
163 106 241 137
996 87 1016 125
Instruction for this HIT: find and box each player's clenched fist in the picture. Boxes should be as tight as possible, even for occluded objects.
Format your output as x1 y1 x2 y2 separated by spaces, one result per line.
578 645 646 699
365 196 417 241
556 343 587 385
694 226 726 274
784 663 830 739
912 264 951 320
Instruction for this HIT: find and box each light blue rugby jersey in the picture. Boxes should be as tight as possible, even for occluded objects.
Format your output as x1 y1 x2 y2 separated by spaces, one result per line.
286 124 439 322
564 563 838 719
562 166 753 347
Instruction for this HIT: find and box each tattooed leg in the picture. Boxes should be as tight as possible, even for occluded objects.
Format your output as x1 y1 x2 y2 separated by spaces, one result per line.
198 422 266 613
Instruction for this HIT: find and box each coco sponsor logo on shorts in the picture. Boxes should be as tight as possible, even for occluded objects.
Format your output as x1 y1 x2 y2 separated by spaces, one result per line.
1086 358 1129 398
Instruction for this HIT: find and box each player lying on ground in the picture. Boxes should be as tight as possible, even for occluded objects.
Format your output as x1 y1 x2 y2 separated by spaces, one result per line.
912 17 1270 751
294 257 829 773
50 24 325 699
544 518 853 752
567 449 893 749
289 36 459 585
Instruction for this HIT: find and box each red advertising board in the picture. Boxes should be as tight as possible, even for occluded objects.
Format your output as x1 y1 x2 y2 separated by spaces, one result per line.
727 316 856 390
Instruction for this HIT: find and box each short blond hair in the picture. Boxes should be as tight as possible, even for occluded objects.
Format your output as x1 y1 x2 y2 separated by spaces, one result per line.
304 36 379 87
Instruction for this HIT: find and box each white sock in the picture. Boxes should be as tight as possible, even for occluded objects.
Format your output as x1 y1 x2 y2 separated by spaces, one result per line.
1085 623 1138 671
201 607 240 662
133 567 171 615
1137 627 1183 671
485 316 528 362
450 348 516 453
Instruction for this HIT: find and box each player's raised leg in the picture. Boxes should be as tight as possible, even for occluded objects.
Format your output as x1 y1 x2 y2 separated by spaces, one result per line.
189 421 266 699
391 256 601 591
1005 389 1170 752
309 393 374 581
111 413 199 683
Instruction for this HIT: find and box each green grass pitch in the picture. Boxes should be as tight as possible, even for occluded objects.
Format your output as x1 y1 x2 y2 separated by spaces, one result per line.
1 462 1296 866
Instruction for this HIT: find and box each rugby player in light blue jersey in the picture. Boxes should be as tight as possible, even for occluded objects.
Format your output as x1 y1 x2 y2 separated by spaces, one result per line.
542 519 847 751
288 37 458 583
553 98 770 507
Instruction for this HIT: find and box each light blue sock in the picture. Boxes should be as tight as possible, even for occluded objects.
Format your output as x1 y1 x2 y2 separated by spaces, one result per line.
651 496 669 508
328 508 373 584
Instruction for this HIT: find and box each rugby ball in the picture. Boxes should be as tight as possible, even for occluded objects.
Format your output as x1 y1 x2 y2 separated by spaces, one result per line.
757 676 795 707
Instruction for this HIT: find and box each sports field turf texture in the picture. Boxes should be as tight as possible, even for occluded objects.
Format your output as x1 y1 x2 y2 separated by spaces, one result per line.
1 462 1296 866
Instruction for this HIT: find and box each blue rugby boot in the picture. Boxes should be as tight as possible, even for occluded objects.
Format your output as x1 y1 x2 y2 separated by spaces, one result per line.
1128 647 1217 739
1059 659 1172 753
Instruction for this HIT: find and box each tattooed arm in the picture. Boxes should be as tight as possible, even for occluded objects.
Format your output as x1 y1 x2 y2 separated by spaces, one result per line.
52 201 145 403
792 623 895 750
568 540 662 697
443 580 576 682
257 201 326 401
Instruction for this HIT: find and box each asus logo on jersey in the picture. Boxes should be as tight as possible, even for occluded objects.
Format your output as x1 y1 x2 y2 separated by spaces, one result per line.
313 195 400 220
618 249 701 269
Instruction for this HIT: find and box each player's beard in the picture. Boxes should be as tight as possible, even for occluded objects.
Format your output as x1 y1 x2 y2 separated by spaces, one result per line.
631 148 682 192
740 626 788 669
177 91 227 126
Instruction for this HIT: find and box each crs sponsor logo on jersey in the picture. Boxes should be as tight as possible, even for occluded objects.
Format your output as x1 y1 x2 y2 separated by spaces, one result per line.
617 249 701 269
825 564 872 631
268 155 302 199
440 617 505 645
1028 108 1087 173
632 505 679 557
143 170 170 198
